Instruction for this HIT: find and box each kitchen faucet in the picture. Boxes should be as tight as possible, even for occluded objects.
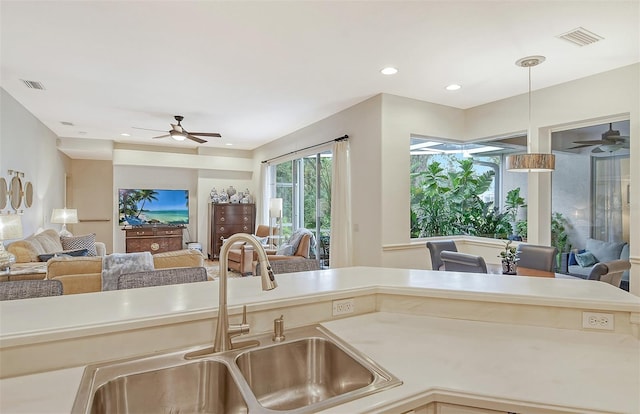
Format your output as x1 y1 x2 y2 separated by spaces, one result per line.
214 233 277 353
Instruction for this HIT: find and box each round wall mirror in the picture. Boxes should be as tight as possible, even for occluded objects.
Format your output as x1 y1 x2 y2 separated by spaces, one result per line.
0 178 7 210
24 181 34 208
9 176 23 210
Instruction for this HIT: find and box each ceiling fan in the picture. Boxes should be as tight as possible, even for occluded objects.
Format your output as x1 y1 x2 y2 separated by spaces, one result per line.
133 115 221 144
570 123 629 153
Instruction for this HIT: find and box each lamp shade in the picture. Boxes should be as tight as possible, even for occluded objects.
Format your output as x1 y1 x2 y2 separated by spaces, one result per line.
51 208 79 224
269 198 283 218
506 153 555 172
0 214 23 240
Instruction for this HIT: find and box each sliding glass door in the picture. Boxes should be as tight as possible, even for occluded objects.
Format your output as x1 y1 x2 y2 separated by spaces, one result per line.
271 150 332 266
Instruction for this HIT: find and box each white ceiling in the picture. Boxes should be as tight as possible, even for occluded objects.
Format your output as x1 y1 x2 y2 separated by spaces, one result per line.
1 1 638 153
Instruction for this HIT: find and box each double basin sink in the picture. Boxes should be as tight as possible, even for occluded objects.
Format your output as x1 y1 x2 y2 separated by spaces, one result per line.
72 324 402 413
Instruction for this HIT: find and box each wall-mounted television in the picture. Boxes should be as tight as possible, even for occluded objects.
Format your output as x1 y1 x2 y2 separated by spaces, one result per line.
119 189 189 226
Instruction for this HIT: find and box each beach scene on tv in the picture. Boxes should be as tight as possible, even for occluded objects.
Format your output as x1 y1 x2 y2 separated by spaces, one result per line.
119 189 189 226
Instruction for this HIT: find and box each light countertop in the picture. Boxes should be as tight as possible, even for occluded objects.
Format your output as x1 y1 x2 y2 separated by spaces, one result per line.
2 311 638 413
1 267 639 413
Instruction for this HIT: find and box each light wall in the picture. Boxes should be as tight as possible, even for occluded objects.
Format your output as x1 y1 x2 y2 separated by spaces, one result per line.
2 63 638 295
0 89 68 238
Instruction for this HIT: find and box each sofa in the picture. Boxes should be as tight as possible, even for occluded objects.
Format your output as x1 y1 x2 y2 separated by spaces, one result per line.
561 238 630 289
46 249 205 295
7 229 106 263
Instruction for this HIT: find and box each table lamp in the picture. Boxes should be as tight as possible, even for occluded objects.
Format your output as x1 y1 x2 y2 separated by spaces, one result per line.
269 198 283 249
0 214 23 271
51 208 78 237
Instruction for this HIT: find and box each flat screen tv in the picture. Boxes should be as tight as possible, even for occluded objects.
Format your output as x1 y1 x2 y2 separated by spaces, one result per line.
119 189 189 226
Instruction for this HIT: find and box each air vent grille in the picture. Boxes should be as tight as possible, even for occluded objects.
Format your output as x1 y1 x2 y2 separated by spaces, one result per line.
20 79 46 90
557 27 603 47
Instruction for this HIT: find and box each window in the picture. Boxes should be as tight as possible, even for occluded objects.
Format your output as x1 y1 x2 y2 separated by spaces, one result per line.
410 136 527 239
551 120 630 253
269 150 332 265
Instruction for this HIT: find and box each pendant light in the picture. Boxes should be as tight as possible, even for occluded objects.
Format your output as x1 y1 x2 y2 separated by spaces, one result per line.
506 56 555 172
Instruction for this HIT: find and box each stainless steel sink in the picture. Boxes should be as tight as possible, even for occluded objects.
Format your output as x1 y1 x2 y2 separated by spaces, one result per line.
72 325 401 414
89 360 247 414
236 337 378 411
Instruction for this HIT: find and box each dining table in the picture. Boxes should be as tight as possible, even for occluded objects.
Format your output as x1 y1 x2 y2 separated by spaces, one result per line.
486 263 581 279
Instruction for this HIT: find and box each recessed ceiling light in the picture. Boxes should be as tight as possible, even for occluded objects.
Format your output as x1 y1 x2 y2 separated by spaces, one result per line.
446 84 461 91
120 133 130 137
225 143 233 146
380 67 398 75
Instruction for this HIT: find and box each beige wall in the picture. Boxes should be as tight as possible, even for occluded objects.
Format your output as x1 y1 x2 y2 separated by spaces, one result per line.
66 160 113 253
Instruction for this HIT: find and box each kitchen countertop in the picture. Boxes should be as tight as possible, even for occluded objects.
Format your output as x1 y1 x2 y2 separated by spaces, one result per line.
2 311 638 413
1 267 639 413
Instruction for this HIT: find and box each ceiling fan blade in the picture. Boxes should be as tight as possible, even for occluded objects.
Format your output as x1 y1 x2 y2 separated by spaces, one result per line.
573 139 607 145
591 147 605 153
152 134 170 139
188 132 222 138
133 127 167 133
567 144 594 150
186 134 207 144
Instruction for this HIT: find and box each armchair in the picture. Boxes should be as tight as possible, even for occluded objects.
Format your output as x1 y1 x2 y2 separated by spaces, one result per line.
227 225 277 276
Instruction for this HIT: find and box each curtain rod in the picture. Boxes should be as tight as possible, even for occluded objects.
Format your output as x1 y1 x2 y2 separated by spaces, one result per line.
261 135 348 164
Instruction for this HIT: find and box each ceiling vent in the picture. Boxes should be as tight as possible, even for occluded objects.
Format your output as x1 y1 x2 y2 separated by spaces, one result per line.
557 27 603 47
20 79 46 90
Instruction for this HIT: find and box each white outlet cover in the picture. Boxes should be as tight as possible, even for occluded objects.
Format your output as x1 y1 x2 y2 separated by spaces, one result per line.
582 312 614 331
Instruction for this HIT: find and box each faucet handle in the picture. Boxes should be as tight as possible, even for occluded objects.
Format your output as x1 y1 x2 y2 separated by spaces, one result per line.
229 305 250 338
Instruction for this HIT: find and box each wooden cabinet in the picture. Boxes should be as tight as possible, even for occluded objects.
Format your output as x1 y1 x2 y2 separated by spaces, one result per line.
208 203 256 259
125 226 184 254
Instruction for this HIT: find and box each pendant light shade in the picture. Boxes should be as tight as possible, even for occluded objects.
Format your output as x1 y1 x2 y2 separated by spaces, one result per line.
507 55 555 172
506 153 555 172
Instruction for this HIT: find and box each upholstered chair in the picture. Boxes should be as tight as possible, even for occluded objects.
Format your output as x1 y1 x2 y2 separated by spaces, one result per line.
0 279 63 300
227 225 278 276
426 240 458 270
117 267 208 290
587 259 631 288
440 251 487 273
516 244 558 272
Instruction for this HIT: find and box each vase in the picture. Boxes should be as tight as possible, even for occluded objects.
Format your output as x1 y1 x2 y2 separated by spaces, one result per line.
501 260 517 275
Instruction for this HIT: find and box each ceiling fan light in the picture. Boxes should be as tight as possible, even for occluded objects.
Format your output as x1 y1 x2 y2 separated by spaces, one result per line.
170 130 187 141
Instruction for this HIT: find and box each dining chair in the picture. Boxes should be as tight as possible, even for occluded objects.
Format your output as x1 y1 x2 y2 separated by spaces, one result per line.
516 244 558 272
426 240 458 270
440 251 487 273
587 259 631 288
117 267 208 290
0 279 63 300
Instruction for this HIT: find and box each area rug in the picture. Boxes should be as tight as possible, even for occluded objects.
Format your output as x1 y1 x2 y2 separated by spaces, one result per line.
204 262 243 280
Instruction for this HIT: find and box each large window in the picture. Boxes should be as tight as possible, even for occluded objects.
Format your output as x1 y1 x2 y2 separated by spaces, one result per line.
551 120 630 253
270 150 332 264
410 136 527 239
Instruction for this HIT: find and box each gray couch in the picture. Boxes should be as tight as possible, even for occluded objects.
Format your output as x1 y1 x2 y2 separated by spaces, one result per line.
562 238 630 289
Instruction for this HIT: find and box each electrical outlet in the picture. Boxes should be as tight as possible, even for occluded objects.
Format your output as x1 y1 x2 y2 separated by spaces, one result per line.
582 312 614 331
332 298 355 316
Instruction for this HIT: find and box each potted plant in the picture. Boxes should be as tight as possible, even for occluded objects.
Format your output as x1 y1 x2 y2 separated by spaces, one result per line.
498 240 519 275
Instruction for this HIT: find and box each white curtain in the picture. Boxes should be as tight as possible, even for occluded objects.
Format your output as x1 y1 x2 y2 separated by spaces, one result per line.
260 162 272 225
594 156 623 241
329 140 352 267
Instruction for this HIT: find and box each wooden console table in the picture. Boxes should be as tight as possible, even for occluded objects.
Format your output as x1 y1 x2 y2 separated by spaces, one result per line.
124 226 184 254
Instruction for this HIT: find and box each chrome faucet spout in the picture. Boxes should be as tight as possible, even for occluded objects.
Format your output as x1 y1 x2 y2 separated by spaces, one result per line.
214 233 277 353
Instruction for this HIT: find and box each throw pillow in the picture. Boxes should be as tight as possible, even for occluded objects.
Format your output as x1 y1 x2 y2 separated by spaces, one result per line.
575 251 598 267
61 233 98 256
38 248 89 262
568 249 586 266
276 243 294 256
585 238 625 263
